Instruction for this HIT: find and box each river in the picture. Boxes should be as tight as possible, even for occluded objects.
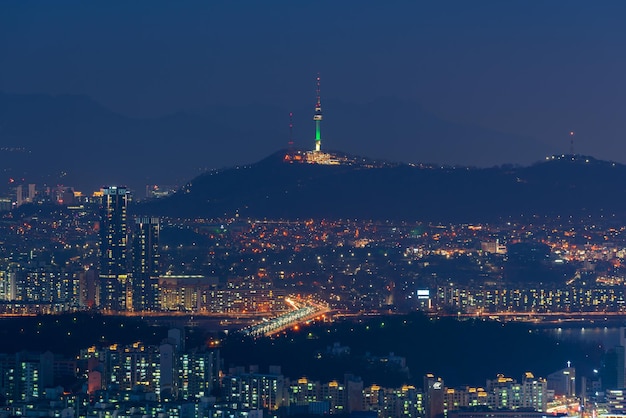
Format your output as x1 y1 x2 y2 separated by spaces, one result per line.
541 325 623 349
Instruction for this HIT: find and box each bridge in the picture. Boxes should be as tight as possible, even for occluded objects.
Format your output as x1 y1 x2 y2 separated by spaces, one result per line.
240 296 330 338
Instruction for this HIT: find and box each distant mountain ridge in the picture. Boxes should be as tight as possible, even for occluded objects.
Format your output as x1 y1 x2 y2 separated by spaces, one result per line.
138 152 626 222
0 92 553 194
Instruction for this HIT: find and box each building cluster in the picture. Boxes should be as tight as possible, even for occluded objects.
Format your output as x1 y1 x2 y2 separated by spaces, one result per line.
0 328 221 417
98 186 160 311
436 284 626 315
222 370 421 418
0 269 289 316
79 329 219 400
215 367 571 418
159 276 287 314
0 186 291 316
443 373 552 412
9 183 87 209
1 335 569 418
0 185 162 313
5 182 176 210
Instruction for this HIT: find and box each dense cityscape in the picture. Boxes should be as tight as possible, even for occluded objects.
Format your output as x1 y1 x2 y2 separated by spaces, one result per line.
4 183 626 317
2 157 626 417
2 81 626 418
5 3 626 418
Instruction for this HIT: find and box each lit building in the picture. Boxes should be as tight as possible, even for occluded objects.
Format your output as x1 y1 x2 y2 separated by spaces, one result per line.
178 349 220 400
0 197 12 212
290 377 321 407
607 389 626 414
363 384 383 414
522 372 547 412
116 342 161 392
449 411 550 418
393 385 424 418
158 275 286 314
321 380 346 415
225 369 285 410
132 216 161 311
77 268 98 308
21 268 79 305
362 384 424 418
481 239 507 254
0 351 55 402
99 186 130 311
486 375 523 410
159 275 216 311
0 269 14 301
0 264 81 311
79 342 160 394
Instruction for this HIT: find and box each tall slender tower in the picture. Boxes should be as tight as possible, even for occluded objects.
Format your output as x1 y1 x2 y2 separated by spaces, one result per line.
313 74 323 152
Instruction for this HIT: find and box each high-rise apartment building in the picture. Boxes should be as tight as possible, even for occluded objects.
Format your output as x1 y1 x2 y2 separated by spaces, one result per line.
424 374 445 418
321 381 346 415
132 216 160 311
0 351 55 402
521 372 547 412
225 368 286 411
15 184 36 207
178 349 220 400
99 186 130 311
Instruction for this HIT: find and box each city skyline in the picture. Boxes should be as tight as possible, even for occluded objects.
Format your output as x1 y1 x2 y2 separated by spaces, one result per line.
3 2 626 416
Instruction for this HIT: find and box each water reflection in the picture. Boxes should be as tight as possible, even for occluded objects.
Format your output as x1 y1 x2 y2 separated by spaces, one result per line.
544 326 619 349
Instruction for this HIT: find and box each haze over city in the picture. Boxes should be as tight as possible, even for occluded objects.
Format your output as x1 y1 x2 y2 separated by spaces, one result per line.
3 1 626 191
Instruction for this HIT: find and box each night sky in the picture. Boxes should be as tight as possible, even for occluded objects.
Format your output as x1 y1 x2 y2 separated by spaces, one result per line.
2 1 626 191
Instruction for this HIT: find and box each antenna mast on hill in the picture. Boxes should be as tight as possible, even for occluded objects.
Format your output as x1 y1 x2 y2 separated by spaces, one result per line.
289 112 294 148
288 112 295 156
569 131 575 155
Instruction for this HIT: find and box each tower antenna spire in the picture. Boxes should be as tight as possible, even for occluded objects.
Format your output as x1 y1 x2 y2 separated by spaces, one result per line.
316 74 321 108
313 73 323 152
288 112 294 153
569 131 575 155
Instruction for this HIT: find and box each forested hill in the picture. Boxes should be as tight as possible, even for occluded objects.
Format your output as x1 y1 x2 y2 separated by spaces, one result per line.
137 152 626 222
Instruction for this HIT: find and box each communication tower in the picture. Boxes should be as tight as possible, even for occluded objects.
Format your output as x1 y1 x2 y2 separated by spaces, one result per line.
313 74 323 152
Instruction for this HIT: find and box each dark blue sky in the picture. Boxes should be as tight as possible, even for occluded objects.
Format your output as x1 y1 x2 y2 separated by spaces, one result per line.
2 1 626 183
